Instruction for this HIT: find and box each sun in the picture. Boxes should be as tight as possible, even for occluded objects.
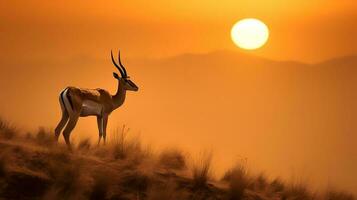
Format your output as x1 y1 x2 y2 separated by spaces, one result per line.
231 18 269 50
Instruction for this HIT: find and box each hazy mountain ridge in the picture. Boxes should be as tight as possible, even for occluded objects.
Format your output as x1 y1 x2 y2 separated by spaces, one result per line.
316 55 357 67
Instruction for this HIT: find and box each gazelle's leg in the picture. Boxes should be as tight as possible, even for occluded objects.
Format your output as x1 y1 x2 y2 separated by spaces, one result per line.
97 116 103 145
55 92 69 141
102 116 108 145
54 111 69 141
62 114 79 150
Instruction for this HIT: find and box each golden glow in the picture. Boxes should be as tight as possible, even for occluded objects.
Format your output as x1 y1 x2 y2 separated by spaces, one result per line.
231 18 269 50
1 1 357 194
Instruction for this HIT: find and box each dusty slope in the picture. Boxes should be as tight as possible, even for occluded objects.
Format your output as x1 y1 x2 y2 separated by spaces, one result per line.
0 122 355 200
0 134 226 200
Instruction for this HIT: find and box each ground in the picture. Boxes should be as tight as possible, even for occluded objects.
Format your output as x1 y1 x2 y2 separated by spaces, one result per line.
0 120 354 200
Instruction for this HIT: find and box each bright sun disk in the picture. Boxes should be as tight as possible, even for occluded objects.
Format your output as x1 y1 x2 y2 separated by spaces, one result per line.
231 18 269 50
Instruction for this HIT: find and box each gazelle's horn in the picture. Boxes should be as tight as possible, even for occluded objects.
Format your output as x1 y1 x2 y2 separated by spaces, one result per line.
117 51 127 77
111 50 125 77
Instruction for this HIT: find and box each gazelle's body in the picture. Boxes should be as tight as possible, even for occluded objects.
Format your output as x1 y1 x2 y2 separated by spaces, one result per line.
60 87 125 117
55 51 138 149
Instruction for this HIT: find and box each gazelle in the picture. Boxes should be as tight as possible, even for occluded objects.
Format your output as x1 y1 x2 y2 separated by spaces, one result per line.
54 50 138 149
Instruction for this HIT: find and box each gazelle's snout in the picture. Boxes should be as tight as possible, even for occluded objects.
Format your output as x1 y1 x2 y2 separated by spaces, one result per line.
126 79 138 91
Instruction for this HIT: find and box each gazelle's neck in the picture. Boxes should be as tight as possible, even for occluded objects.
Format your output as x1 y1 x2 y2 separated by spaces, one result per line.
113 80 126 109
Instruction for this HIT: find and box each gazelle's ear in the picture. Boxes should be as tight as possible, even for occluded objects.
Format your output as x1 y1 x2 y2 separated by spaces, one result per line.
113 72 120 79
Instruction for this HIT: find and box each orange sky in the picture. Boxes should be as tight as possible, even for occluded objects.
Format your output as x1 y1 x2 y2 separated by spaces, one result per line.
1 0 357 62
1 0 357 194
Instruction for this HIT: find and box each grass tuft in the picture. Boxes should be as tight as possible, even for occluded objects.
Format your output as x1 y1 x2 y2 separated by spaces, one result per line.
282 181 315 200
191 150 213 189
270 178 285 193
35 127 55 146
223 161 251 200
111 125 141 160
159 148 186 170
249 173 269 192
0 118 17 140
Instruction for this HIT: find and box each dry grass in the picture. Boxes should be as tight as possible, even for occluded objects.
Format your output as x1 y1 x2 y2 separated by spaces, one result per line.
324 189 355 200
191 150 213 189
0 118 17 139
89 170 112 200
253 173 269 191
46 161 84 199
0 152 8 177
158 148 186 170
119 170 151 193
282 181 315 200
147 181 189 200
0 117 354 200
269 178 285 193
222 161 252 200
35 127 55 146
110 125 141 160
77 138 91 151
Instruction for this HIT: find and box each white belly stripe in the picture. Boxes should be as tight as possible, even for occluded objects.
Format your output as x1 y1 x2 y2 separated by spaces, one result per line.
81 100 102 116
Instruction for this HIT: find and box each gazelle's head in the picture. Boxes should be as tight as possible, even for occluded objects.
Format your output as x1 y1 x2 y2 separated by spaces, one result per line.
111 50 139 92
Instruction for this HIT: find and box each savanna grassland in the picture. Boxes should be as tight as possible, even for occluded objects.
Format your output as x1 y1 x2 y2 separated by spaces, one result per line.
0 118 354 200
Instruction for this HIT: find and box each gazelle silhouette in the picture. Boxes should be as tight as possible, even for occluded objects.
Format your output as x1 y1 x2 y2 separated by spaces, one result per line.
54 50 138 149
